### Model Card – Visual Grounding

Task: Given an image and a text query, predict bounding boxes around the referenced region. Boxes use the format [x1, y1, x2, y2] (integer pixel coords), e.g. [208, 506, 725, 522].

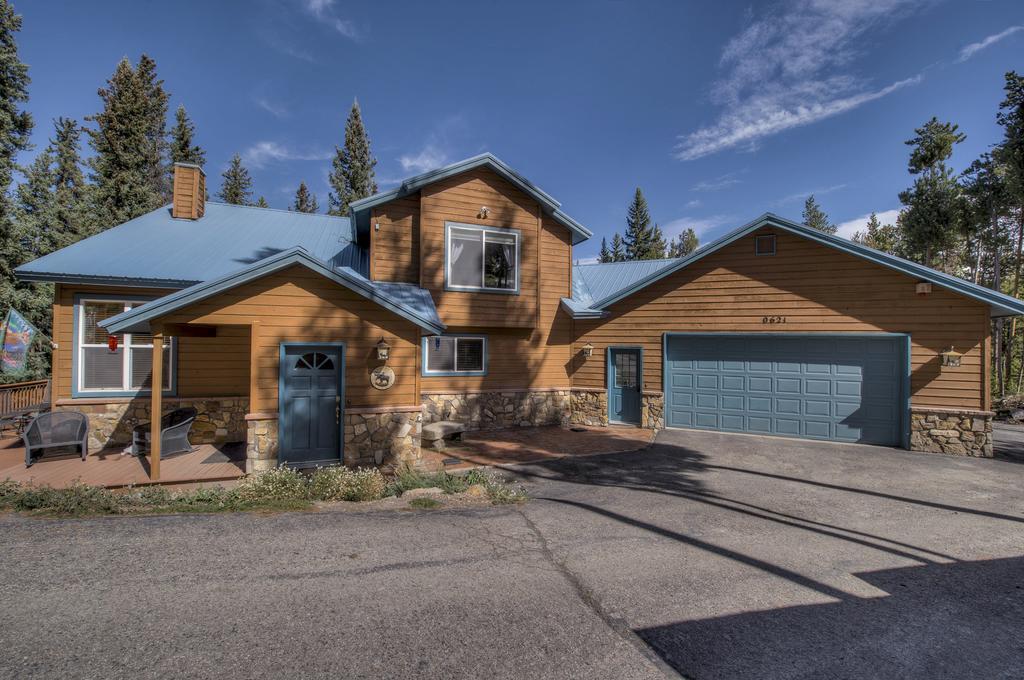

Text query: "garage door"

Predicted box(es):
[664, 335, 905, 445]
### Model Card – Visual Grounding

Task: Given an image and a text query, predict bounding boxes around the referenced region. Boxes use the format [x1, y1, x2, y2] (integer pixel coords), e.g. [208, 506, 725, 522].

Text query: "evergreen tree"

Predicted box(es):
[624, 188, 656, 259]
[218, 154, 253, 205]
[291, 181, 319, 213]
[802, 195, 837, 234]
[50, 118, 89, 245]
[668, 228, 699, 257]
[255, 196, 269, 208]
[169, 104, 205, 167]
[851, 212, 901, 254]
[135, 54, 169, 201]
[649, 223, 668, 258]
[598, 237, 611, 263]
[328, 100, 378, 215]
[86, 57, 164, 229]
[610, 233, 625, 262]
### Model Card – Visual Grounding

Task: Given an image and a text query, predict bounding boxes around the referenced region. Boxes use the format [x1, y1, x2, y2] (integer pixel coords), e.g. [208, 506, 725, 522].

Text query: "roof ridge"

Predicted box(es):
[576, 257, 680, 268]
[205, 201, 350, 220]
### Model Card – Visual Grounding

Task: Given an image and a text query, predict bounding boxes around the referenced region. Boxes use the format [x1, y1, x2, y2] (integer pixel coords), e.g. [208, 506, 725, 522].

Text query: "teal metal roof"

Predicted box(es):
[15, 202, 366, 288]
[566, 213, 1024, 318]
[349, 153, 593, 245]
[571, 258, 681, 307]
[101, 247, 444, 335]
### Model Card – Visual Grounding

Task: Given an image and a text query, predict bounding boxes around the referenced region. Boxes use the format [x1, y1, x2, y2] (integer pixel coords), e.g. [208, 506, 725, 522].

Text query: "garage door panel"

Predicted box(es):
[665, 335, 903, 446]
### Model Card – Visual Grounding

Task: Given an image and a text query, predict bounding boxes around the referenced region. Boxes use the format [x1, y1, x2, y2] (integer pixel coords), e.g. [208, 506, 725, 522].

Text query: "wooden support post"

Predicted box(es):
[150, 332, 163, 481]
[249, 321, 260, 413]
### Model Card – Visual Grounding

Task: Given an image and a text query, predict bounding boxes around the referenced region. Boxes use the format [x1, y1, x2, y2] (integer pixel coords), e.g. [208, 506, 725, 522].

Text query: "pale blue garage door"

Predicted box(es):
[664, 335, 905, 445]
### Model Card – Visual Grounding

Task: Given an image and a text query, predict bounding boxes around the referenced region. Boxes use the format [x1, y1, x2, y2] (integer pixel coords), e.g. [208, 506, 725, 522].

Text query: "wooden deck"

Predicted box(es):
[0, 436, 245, 489]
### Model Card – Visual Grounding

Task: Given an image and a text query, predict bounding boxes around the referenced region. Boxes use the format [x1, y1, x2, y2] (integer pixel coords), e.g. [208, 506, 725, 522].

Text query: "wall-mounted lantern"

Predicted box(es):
[916, 282, 932, 296]
[582, 341, 594, 359]
[376, 337, 391, 362]
[940, 346, 963, 368]
[479, 206, 490, 219]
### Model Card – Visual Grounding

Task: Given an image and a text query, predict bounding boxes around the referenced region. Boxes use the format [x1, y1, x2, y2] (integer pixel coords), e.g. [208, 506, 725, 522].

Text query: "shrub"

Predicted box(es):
[408, 497, 441, 509]
[14, 482, 122, 516]
[235, 466, 309, 502]
[309, 466, 386, 502]
[386, 466, 528, 504]
[0, 479, 20, 509]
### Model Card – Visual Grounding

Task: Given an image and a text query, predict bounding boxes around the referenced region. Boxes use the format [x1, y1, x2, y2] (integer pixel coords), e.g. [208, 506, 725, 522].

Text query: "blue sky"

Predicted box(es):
[16, 0, 1024, 261]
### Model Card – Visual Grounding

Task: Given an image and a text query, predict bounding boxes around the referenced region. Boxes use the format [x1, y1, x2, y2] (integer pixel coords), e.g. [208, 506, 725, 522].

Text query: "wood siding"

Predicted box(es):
[421, 215, 573, 391]
[419, 167, 540, 328]
[156, 265, 421, 411]
[572, 228, 991, 411]
[370, 194, 420, 283]
[52, 284, 248, 401]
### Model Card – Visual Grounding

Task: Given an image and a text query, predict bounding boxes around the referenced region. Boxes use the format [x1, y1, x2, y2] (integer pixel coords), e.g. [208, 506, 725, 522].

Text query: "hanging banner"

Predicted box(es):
[1, 309, 36, 373]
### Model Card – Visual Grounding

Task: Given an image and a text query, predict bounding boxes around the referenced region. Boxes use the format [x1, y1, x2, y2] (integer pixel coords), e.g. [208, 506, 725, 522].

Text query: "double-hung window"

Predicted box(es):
[76, 298, 173, 395]
[422, 335, 486, 376]
[446, 223, 519, 293]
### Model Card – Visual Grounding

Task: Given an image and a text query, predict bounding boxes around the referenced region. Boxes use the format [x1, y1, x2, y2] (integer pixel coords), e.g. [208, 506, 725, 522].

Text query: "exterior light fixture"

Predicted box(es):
[916, 282, 932, 296]
[479, 206, 490, 218]
[940, 346, 962, 368]
[376, 337, 391, 362]
[582, 341, 594, 359]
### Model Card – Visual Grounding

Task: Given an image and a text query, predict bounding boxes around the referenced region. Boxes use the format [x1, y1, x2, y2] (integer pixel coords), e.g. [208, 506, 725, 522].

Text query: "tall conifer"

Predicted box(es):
[218, 154, 254, 205]
[328, 100, 378, 215]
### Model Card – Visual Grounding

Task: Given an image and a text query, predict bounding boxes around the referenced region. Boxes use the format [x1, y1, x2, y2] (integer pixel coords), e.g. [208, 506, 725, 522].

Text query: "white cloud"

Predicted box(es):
[676, 0, 926, 161]
[773, 183, 848, 206]
[243, 141, 332, 169]
[957, 26, 1023, 63]
[398, 144, 448, 174]
[692, 172, 743, 192]
[835, 208, 901, 240]
[303, 0, 358, 39]
[661, 214, 734, 240]
[254, 97, 289, 119]
[685, 199, 702, 208]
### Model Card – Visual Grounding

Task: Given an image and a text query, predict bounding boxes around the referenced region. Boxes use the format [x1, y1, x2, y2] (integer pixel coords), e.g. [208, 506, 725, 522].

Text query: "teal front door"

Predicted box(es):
[279, 344, 344, 467]
[609, 348, 642, 424]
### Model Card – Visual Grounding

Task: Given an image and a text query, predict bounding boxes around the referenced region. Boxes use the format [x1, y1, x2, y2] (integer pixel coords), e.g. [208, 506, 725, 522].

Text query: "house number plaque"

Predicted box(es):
[762, 315, 786, 324]
[370, 366, 396, 390]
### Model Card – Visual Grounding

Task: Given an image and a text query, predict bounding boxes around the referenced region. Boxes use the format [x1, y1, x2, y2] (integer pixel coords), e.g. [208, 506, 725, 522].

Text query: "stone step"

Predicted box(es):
[422, 420, 466, 442]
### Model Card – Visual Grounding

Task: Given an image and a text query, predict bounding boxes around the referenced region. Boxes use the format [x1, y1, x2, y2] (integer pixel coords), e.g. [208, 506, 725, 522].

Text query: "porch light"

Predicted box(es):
[376, 337, 391, 362]
[582, 341, 594, 359]
[940, 346, 963, 368]
[916, 282, 932, 296]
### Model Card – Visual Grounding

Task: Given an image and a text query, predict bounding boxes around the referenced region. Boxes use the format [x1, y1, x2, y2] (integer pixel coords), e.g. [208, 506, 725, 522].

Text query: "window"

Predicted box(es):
[755, 234, 776, 256]
[76, 299, 173, 394]
[614, 352, 638, 389]
[446, 223, 519, 292]
[423, 336, 486, 375]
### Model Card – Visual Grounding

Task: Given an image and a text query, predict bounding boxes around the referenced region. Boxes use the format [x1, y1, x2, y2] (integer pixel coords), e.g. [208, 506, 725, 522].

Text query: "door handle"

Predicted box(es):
[336, 395, 341, 424]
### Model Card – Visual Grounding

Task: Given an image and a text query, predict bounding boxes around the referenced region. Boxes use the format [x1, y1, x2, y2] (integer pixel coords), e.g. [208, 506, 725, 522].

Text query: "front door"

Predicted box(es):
[609, 347, 642, 424]
[279, 344, 343, 467]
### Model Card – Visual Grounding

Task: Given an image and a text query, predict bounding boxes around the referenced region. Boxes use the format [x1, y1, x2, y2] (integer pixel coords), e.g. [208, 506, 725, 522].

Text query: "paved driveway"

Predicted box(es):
[1, 429, 1022, 679]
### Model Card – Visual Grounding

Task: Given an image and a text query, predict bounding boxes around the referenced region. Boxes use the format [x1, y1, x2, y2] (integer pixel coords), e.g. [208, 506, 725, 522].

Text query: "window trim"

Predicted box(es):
[421, 334, 488, 377]
[755, 234, 776, 256]
[444, 221, 521, 295]
[72, 294, 177, 398]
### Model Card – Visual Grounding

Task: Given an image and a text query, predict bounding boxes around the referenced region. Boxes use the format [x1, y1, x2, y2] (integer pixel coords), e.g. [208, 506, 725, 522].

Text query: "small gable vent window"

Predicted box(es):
[423, 335, 487, 376]
[755, 234, 776, 256]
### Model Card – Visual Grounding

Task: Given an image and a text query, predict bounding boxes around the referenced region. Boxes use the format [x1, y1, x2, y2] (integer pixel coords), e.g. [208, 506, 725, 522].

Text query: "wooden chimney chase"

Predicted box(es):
[171, 163, 205, 220]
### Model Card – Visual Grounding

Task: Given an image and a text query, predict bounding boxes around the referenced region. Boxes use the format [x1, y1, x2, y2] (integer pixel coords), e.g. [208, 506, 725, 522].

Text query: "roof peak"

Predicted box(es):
[204, 201, 350, 221]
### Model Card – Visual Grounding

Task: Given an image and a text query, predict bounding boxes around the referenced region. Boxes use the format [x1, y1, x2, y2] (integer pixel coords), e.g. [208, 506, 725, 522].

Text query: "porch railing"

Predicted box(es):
[0, 379, 50, 418]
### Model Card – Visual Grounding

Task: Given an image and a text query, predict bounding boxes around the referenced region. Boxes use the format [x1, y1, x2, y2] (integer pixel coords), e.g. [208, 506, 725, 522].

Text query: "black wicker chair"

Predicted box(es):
[131, 407, 198, 458]
[22, 411, 89, 467]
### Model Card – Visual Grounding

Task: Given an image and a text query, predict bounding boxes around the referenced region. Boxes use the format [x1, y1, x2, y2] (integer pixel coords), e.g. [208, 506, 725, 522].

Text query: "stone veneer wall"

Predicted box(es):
[642, 392, 664, 430]
[570, 388, 607, 426]
[422, 389, 571, 430]
[56, 397, 248, 452]
[245, 416, 278, 473]
[910, 407, 994, 457]
[344, 408, 423, 470]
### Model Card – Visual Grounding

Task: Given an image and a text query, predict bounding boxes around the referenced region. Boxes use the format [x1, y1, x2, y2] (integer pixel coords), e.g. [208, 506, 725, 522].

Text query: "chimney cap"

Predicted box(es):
[173, 161, 205, 175]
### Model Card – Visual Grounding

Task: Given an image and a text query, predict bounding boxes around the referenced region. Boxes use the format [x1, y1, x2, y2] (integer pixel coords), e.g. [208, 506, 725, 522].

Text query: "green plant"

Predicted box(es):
[235, 466, 309, 502]
[14, 482, 122, 516]
[309, 466, 386, 502]
[408, 497, 441, 509]
[0, 479, 20, 508]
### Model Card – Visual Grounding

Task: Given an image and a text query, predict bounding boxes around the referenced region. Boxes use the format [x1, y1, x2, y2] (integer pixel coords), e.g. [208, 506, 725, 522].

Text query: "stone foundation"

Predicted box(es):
[570, 388, 608, 426]
[642, 392, 664, 430]
[344, 407, 424, 470]
[56, 397, 248, 452]
[910, 407, 993, 457]
[245, 415, 279, 473]
[422, 389, 571, 431]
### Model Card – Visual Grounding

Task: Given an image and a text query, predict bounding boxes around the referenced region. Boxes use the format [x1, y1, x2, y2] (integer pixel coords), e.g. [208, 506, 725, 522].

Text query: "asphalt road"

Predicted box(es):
[2, 428, 1023, 679]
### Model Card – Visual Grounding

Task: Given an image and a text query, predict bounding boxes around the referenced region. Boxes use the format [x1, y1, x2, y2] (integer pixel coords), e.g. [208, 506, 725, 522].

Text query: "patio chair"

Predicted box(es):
[131, 407, 198, 458]
[22, 410, 89, 467]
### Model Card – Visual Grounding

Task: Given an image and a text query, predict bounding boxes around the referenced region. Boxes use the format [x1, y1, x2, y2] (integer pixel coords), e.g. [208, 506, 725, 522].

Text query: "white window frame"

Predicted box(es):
[444, 222, 521, 294]
[421, 335, 488, 376]
[75, 298, 174, 395]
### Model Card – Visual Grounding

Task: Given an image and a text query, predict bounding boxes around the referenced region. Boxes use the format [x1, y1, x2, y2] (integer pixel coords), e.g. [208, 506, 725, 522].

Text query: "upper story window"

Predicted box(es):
[75, 298, 174, 396]
[446, 222, 519, 293]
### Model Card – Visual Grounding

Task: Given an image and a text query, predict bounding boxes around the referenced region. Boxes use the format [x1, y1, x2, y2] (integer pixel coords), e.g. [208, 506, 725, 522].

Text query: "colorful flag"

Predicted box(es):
[1, 309, 37, 372]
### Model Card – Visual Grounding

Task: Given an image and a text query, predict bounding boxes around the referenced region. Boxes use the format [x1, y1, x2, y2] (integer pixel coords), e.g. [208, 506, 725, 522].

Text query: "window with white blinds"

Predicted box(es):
[76, 299, 173, 394]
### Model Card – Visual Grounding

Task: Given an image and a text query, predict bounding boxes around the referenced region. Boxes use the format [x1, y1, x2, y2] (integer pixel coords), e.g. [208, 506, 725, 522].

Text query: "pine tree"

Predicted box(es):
[668, 228, 699, 257]
[169, 104, 205, 167]
[328, 100, 378, 215]
[135, 54, 169, 202]
[255, 196, 269, 208]
[291, 181, 319, 213]
[87, 57, 164, 229]
[802, 195, 837, 234]
[50, 117, 90, 245]
[649, 223, 668, 258]
[624, 188, 655, 260]
[610, 233, 625, 262]
[851, 212, 900, 254]
[218, 154, 253, 205]
[598, 237, 611, 263]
